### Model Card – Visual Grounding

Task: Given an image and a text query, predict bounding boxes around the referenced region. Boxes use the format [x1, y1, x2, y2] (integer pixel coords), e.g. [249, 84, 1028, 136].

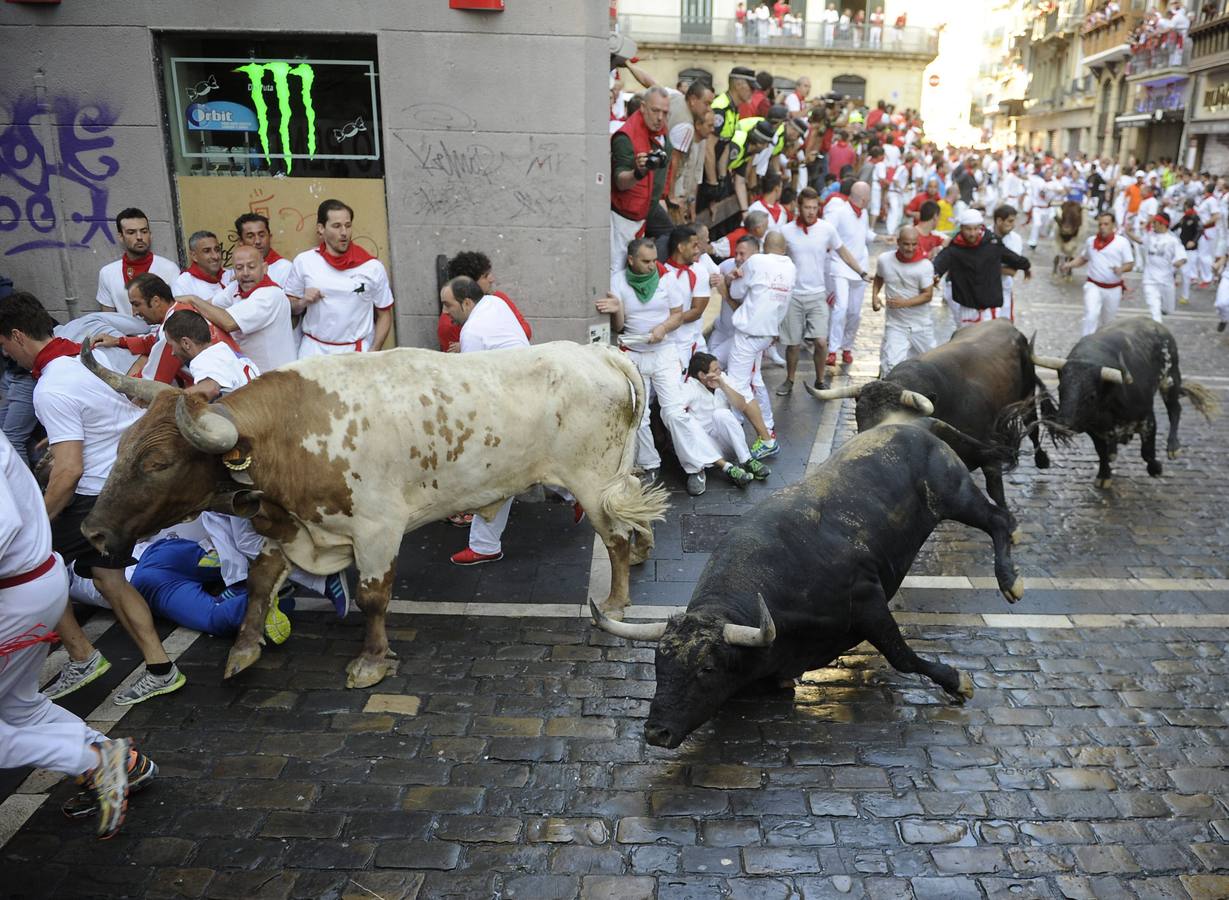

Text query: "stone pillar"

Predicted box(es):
[1102, 69, 1121, 159]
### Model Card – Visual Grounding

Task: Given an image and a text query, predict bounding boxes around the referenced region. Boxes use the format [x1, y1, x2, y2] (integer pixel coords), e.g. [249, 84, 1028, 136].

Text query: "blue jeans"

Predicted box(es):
[130, 539, 295, 636]
[0, 366, 36, 464]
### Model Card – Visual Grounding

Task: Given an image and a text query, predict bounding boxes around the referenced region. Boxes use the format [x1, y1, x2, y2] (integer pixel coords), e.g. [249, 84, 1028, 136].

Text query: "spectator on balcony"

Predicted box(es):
[837, 8, 852, 44]
[893, 11, 907, 46]
[822, 3, 839, 45]
[869, 6, 885, 47]
[754, 1, 771, 43]
[734, 2, 748, 43]
[852, 9, 866, 47]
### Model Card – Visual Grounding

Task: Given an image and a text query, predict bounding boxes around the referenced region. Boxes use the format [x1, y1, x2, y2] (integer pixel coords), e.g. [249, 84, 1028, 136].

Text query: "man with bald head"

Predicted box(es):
[872, 225, 936, 373]
[822, 181, 875, 366]
[186, 244, 296, 372]
[785, 76, 812, 115]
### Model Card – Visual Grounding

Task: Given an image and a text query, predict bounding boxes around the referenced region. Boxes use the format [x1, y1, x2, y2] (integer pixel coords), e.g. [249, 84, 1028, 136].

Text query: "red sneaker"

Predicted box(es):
[450, 548, 504, 566]
[825, 352, 837, 366]
[842, 350, 854, 364]
[572, 502, 586, 526]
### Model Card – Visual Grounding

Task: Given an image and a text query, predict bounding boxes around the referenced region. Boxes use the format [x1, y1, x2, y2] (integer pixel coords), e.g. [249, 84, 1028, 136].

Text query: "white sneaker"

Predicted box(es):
[44, 650, 111, 700]
[114, 665, 186, 706]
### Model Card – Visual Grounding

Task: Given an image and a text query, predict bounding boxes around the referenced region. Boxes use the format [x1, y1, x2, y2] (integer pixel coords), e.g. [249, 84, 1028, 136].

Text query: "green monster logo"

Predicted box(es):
[234, 61, 316, 173]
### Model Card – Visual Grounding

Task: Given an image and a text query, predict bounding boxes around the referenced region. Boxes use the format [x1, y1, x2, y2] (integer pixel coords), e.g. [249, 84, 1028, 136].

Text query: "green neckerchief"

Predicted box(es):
[625, 266, 660, 303]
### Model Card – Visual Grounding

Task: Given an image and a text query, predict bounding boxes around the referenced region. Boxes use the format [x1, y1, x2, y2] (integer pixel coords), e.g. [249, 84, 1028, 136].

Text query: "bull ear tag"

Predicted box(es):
[223, 448, 254, 486]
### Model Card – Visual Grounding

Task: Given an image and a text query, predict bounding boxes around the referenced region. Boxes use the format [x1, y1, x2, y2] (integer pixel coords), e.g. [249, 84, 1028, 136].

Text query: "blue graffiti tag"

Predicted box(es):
[0, 95, 120, 255]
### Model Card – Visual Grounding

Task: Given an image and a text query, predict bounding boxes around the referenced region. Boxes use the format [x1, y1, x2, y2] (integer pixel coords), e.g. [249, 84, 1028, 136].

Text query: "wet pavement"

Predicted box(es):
[2, 229, 1228, 899]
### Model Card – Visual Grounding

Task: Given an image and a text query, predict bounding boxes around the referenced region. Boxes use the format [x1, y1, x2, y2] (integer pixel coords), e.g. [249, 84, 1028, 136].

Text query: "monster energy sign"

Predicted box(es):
[235, 61, 317, 173]
[170, 56, 381, 169]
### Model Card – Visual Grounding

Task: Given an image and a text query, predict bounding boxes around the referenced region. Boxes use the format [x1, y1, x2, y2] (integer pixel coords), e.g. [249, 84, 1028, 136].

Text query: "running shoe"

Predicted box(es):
[43, 650, 111, 700]
[722, 463, 754, 487]
[113, 665, 186, 706]
[775, 379, 794, 396]
[63, 746, 156, 821]
[842, 350, 854, 364]
[324, 572, 351, 618]
[264, 593, 292, 645]
[750, 437, 780, 460]
[825, 352, 837, 366]
[743, 458, 771, 480]
[686, 472, 707, 496]
[85, 737, 131, 839]
[450, 548, 504, 566]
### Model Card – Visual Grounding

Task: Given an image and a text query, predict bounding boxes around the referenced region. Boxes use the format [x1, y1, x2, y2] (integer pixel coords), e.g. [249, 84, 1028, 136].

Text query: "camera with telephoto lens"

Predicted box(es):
[643, 148, 669, 171]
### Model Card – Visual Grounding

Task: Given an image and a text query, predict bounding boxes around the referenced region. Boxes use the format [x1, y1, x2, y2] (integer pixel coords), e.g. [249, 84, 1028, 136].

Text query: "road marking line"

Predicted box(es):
[899, 575, 1229, 591]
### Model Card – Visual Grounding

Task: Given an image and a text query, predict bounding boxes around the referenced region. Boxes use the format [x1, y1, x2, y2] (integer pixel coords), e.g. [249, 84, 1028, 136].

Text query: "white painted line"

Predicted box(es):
[982, 614, 1073, 629]
[900, 575, 1229, 592]
[0, 795, 46, 850]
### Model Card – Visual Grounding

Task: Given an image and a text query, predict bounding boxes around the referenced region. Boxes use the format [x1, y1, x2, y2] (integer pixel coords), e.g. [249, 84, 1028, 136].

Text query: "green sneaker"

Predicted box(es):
[750, 437, 780, 460]
[743, 458, 771, 480]
[113, 665, 186, 706]
[43, 650, 111, 700]
[264, 592, 292, 645]
[723, 463, 754, 487]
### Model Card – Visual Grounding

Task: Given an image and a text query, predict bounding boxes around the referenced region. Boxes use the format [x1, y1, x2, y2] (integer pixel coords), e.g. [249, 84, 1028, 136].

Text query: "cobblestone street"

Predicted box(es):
[2, 231, 1228, 899]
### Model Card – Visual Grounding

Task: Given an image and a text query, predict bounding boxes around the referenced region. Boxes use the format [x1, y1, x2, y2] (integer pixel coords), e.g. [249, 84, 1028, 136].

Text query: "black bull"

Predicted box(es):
[1032, 317, 1219, 487]
[592, 419, 1024, 750]
[806, 320, 1057, 509]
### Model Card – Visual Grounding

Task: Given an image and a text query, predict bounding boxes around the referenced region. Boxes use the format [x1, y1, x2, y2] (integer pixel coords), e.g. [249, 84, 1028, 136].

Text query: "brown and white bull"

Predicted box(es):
[80, 341, 667, 688]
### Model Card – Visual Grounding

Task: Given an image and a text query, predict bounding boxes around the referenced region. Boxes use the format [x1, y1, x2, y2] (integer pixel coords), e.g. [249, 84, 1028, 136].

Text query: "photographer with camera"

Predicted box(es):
[611, 86, 673, 274]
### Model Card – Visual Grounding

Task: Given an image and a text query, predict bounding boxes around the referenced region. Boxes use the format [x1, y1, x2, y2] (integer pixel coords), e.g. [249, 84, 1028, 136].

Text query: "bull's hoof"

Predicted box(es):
[224, 644, 262, 680]
[345, 655, 394, 689]
[1094, 477, 1112, 489]
[1001, 575, 1024, 604]
[1034, 450, 1051, 470]
[1010, 528, 1024, 546]
[947, 671, 974, 704]
[596, 598, 627, 621]
[1147, 460, 1163, 477]
[1167, 446, 1181, 460]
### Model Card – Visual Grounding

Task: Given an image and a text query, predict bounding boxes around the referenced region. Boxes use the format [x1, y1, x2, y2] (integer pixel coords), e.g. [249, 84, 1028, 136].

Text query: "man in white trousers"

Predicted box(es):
[1060, 212, 1135, 336]
[872, 226, 936, 373]
[597, 238, 723, 496]
[1195, 188, 1221, 286]
[1127, 212, 1186, 322]
[726, 231, 795, 441]
[0, 435, 152, 839]
[823, 181, 876, 365]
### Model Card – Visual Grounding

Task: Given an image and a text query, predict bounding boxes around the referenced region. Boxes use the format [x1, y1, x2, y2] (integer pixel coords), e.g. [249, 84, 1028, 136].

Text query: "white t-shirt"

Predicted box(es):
[97, 255, 181, 316]
[824, 198, 871, 278]
[682, 376, 731, 428]
[672, 255, 718, 353]
[1001, 230, 1024, 300]
[883, 143, 901, 168]
[33, 355, 143, 496]
[731, 253, 796, 336]
[875, 251, 935, 324]
[213, 281, 297, 372]
[459, 294, 531, 352]
[189, 343, 260, 394]
[283, 249, 394, 345]
[1141, 231, 1186, 285]
[612, 266, 683, 339]
[783, 218, 843, 296]
[0, 433, 51, 579]
[1196, 195, 1220, 236]
[711, 258, 738, 348]
[1085, 234, 1134, 286]
[172, 270, 228, 299]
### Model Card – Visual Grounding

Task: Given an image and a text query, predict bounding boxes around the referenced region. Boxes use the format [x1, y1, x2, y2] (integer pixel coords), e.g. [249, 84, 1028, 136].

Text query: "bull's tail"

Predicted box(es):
[598, 347, 670, 538]
[928, 419, 1020, 472]
[1181, 381, 1220, 423]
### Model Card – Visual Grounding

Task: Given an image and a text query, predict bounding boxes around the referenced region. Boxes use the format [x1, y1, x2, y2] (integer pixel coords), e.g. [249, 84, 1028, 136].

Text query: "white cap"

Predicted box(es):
[958, 209, 984, 227]
[1135, 170, 1146, 178]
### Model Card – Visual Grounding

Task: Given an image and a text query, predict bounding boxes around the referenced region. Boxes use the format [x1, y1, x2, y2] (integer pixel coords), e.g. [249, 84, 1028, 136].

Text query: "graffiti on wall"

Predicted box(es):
[0, 95, 120, 256]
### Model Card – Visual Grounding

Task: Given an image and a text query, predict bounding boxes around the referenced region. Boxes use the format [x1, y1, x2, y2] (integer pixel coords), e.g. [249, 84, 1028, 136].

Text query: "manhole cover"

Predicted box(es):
[680, 514, 742, 552]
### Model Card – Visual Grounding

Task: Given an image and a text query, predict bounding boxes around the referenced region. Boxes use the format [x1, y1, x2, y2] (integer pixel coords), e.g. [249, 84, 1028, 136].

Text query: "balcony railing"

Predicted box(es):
[614, 15, 939, 56]
[1126, 40, 1192, 75]
[1080, 11, 1144, 58]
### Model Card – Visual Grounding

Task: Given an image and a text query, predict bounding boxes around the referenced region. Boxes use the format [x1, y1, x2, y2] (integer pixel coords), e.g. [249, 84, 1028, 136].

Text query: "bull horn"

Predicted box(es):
[588, 600, 667, 642]
[175, 395, 239, 454]
[1099, 366, 1126, 385]
[723, 593, 777, 648]
[80, 338, 174, 408]
[898, 390, 934, 416]
[1031, 353, 1067, 371]
[804, 382, 862, 401]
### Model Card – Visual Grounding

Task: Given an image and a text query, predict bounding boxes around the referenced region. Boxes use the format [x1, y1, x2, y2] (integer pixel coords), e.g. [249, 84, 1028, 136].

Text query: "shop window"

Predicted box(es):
[158, 34, 382, 178]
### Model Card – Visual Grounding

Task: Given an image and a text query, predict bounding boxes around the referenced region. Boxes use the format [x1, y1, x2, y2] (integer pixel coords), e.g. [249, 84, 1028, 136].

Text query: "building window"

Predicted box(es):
[158, 34, 383, 179]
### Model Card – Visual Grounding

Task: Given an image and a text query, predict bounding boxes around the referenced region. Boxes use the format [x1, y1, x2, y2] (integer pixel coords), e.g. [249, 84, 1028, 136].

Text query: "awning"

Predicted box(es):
[1114, 113, 1152, 128]
[1082, 43, 1129, 68]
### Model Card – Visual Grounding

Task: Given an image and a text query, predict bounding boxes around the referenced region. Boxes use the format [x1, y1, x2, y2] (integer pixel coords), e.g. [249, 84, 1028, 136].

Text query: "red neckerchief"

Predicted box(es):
[1092, 231, 1116, 251]
[763, 202, 783, 220]
[664, 258, 698, 291]
[264, 248, 284, 265]
[185, 263, 222, 285]
[237, 274, 279, 299]
[896, 247, 925, 263]
[122, 253, 154, 286]
[798, 216, 817, 234]
[316, 242, 376, 271]
[952, 227, 984, 248]
[31, 337, 81, 379]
